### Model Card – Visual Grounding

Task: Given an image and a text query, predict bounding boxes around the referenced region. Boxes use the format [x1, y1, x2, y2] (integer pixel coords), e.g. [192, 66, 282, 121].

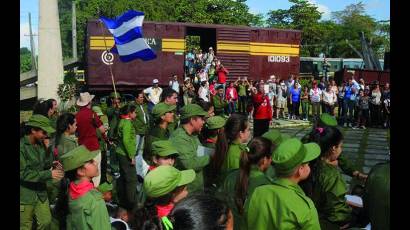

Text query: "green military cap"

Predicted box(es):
[206, 116, 226, 129]
[319, 113, 337, 127]
[152, 103, 176, 120]
[109, 92, 121, 99]
[262, 129, 288, 146]
[26, 114, 55, 135]
[97, 182, 113, 193]
[92, 106, 104, 116]
[180, 104, 208, 120]
[152, 140, 179, 157]
[143, 166, 196, 198]
[272, 138, 320, 175]
[60, 145, 99, 172]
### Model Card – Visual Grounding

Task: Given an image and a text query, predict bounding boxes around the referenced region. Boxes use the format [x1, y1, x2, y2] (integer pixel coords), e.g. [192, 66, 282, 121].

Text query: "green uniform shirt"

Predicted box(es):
[67, 188, 111, 230]
[132, 102, 149, 135]
[20, 136, 53, 204]
[57, 135, 78, 157]
[106, 107, 120, 140]
[363, 162, 390, 230]
[238, 84, 247, 97]
[143, 126, 170, 164]
[115, 119, 137, 159]
[170, 127, 210, 193]
[247, 178, 320, 230]
[312, 160, 352, 227]
[217, 167, 272, 230]
[213, 94, 228, 112]
[223, 141, 246, 170]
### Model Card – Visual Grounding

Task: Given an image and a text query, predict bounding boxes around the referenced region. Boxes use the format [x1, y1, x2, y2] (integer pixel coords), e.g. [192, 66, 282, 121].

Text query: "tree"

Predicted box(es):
[20, 47, 32, 73]
[267, 0, 323, 56]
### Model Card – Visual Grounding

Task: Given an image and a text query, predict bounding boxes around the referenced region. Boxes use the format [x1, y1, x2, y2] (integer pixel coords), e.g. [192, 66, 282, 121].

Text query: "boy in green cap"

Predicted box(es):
[143, 102, 176, 166]
[150, 140, 179, 170]
[202, 116, 226, 148]
[20, 114, 64, 230]
[261, 129, 291, 180]
[97, 182, 114, 203]
[59, 145, 111, 230]
[246, 138, 321, 229]
[138, 165, 195, 227]
[170, 104, 210, 194]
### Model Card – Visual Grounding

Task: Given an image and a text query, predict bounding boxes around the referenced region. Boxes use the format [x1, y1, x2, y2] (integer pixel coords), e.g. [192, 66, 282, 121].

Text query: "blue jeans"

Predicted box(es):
[342, 99, 355, 125]
[147, 102, 155, 113]
[228, 101, 237, 114]
[135, 135, 145, 155]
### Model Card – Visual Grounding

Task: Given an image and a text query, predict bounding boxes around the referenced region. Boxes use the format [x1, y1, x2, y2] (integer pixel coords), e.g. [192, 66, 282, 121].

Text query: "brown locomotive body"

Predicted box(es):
[86, 20, 301, 91]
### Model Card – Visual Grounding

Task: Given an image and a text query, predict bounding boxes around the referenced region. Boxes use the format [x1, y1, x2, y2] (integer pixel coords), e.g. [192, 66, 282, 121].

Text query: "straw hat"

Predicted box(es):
[76, 92, 95, 107]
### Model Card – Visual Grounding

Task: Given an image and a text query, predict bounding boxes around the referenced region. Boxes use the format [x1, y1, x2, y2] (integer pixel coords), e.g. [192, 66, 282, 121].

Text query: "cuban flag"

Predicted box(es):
[100, 10, 156, 62]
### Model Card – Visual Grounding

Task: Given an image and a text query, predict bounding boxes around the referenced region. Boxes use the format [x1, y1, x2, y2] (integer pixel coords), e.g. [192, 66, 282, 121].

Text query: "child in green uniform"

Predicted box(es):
[143, 103, 176, 166]
[261, 129, 291, 180]
[212, 85, 228, 116]
[150, 140, 178, 169]
[134, 166, 196, 229]
[55, 113, 78, 157]
[216, 136, 274, 230]
[116, 104, 138, 211]
[246, 138, 321, 229]
[20, 115, 64, 230]
[58, 145, 111, 230]
[201, 115, 226, 148]
[209, 114, 250, 189]
[307, 126, 357, 229]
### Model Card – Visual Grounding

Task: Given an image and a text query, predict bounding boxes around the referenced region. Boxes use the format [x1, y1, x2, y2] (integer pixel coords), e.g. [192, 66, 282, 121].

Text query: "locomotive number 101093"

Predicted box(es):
[268, 56, 290, 63]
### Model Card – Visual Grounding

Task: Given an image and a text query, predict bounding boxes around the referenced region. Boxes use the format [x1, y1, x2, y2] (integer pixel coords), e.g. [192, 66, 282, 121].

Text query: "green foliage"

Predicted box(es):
[20, 47, 32, 73]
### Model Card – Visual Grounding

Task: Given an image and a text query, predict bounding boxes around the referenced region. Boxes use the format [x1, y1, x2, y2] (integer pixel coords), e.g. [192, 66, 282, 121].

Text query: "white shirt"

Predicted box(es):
[169, 80, 180, 93]
[323, 90, 336, 105]
[198, 86, 209, 102]
[309, 88, 322, 103]
[143, 86, 163, 104]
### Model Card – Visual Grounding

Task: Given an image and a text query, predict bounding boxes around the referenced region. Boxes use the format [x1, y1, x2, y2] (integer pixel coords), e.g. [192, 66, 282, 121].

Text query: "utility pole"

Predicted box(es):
[28, 12, 37, 71]
[72, 1, 77, 60]
[72, 1, 77, 73]
[38, 0, 64, 101]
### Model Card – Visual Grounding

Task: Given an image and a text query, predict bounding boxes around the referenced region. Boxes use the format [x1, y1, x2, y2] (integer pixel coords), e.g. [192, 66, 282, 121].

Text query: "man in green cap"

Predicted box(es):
[246, 138, 321, 229]
[261, 129, 291, 181]
[170, 104, 210, 194]
[302, 113, 367, 180]
[212, 85, 228, 116]
[143, 102, 176, 166]
[159, 87, 180, 134]
[60, 145, 111, 230]
[20, 114, 64, 230]
[363, 162, 390, 230]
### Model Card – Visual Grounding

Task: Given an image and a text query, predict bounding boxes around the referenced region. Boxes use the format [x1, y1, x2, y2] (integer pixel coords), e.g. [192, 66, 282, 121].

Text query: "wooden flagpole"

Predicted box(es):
[98, 19, 118, 99]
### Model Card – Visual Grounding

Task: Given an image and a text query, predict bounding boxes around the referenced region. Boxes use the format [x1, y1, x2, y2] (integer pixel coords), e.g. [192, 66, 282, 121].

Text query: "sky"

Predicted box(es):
[20, 0, 390, 53]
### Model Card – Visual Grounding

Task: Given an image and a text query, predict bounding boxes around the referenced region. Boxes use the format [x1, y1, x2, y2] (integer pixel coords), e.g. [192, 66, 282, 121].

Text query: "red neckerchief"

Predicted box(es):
[156, 203, 174, 218]
[206, 138, 216, 143]
[69, 180, 94, 200]
[148, 165, 157, 171]
[120, 114, 131, 119]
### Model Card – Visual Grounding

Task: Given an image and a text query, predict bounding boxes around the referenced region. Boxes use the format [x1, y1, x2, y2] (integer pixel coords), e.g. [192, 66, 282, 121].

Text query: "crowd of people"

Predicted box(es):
[20, 70, 389, 229]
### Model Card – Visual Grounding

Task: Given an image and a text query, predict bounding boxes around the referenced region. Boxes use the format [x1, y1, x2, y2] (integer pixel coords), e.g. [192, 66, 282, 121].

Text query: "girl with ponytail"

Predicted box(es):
[216, 137, 274, 230]
[306, 126, 356, 229]
[209, 114, 250, 188]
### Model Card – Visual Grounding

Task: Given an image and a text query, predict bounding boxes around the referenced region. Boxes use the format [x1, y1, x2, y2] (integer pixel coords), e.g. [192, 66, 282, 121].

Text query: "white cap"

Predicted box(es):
[153, 79, 159, 84]
[184, 77, 190, 82]
[209, 47, 213, 50]
[270, 75, 276, 79]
